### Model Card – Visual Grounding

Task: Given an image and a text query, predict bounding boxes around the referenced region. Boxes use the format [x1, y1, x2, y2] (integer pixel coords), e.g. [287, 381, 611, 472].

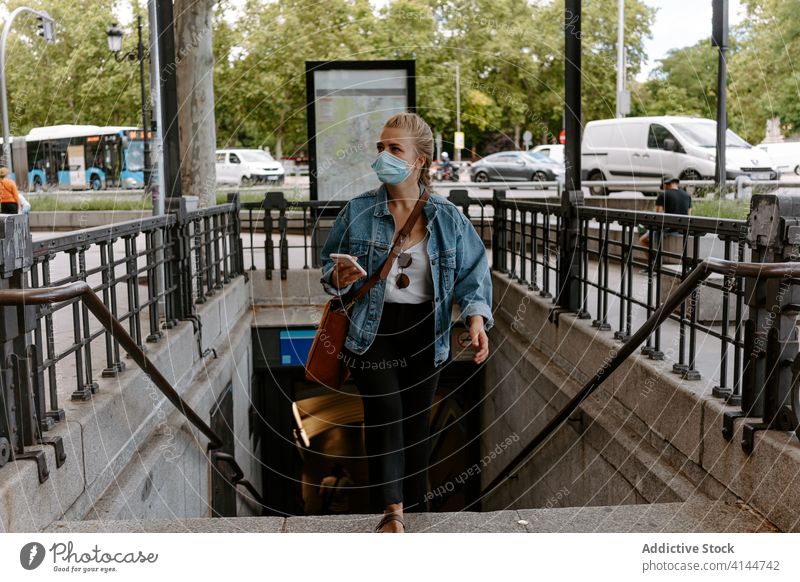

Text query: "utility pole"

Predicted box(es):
[1, 7, 55, 173]
[455, 62, 461, 163]
[149, 0, 165, 216]
[712, 0, 729, 194]
[615, 0, 627, 118]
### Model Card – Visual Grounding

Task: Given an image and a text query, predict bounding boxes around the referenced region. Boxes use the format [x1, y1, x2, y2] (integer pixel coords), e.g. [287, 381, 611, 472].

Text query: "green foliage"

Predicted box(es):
[691, 197, 750, 220]
[632, 39, 721, 119]
[633, 0, 800, 144]
[211, 0, 655, 157]
[4, 0, 148, 135]
[7, 0, 657, 158]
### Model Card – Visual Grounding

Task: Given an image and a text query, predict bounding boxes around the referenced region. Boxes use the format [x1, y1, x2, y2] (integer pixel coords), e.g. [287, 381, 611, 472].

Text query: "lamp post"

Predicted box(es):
[1, 7, 56, 173]
[107, 15, 150, 192]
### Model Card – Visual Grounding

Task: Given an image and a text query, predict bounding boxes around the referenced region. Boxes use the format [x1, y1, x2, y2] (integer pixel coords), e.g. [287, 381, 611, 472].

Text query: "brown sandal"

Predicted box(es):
[374, 512, 405, 533]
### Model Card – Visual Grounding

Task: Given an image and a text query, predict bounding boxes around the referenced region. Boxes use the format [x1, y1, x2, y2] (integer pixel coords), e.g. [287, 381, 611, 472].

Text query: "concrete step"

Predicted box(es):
[43, 499, 776, 533]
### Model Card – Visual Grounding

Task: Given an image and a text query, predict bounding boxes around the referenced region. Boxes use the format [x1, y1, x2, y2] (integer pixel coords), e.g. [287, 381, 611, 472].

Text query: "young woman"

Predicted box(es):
[318, 112, 493, 533]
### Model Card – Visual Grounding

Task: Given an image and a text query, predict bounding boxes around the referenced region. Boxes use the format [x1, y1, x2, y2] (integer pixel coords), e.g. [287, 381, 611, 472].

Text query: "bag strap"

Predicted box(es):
[343, 185, 430, 309]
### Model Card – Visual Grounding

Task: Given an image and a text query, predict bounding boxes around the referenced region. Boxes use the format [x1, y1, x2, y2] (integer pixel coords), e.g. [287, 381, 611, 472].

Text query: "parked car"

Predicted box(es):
[469, 150, 565, 184]
[215, 148, 285, 186]
[581, 116, 778, 196]
[532, 144, 564, 164]
[756, 141, 800, 176]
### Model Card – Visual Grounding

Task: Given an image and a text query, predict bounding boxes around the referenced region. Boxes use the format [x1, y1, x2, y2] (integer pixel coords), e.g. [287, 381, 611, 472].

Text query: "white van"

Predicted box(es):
[532, 144, 564, 164]
[215, 148, 285, 186]
[581, 116, 777, 196]
[756, 141, 800, 176]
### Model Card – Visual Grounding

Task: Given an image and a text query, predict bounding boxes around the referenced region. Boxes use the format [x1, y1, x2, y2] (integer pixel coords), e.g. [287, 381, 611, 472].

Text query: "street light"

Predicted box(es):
[1, 7, 56, 173]
[106, 16, 151, 192]
[106, 23, 123, 53]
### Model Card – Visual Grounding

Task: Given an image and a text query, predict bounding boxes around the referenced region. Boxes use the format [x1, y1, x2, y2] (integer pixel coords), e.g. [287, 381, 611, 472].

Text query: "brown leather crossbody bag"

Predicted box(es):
[304, 186, 430, 390]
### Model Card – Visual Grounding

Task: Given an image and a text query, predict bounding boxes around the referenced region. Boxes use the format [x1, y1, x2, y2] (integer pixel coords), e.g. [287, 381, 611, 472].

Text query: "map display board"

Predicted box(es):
[306, 61, 415, 201]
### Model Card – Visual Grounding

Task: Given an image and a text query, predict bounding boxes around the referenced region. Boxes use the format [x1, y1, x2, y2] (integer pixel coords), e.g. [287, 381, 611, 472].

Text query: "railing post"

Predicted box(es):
[262, 192, 288, 281]
[0, 213, 55, 480]
[164, 196, 195, 323]
[725, 194, 800, 452]
[491, 189, 506, 273]
[226, 192, 246, 279]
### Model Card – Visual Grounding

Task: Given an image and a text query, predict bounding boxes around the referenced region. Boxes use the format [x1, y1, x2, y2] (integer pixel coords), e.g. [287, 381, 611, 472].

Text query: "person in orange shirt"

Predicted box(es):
[0, 167, 20, 214]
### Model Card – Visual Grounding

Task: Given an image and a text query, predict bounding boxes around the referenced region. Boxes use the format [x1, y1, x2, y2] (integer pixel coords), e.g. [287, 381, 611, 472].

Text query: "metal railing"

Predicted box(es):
[0, 281, 264, 510]
[30, 214, 178, 410]
[485, 189, 800, 506]
[24, 200, 245, 425]
[492, 195, 750, 398]
[0, 199, 247, 487]
[479, 258, 800, 499]
[236, 189, 494, 276]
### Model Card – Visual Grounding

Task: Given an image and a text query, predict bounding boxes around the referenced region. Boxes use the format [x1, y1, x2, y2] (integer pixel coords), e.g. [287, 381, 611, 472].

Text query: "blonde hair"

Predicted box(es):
[382, 112, 434, 191]
[0, 167, 9, 178]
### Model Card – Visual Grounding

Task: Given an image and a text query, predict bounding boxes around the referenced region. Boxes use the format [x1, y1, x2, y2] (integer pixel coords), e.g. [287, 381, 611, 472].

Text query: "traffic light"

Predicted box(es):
[35, 14, 55, 43]
[712, 0, 728, 48]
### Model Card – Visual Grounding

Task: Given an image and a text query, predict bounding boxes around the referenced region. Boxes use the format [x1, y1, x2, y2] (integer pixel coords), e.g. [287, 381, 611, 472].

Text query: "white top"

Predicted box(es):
[384, 231, 434, 303]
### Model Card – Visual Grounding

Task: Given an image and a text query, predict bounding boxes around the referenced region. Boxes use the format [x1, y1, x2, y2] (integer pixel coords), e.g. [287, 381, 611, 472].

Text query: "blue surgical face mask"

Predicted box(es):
[371, 151, 417, 185]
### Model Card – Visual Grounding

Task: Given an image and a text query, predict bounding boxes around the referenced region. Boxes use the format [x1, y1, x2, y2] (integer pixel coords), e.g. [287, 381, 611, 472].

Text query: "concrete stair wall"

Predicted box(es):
[0, 276, 254, 532]
[485, 270, 798, 532]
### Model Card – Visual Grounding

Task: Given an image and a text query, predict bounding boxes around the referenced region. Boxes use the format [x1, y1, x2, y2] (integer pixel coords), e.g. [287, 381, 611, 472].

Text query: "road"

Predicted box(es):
[30, 169, 800, 202]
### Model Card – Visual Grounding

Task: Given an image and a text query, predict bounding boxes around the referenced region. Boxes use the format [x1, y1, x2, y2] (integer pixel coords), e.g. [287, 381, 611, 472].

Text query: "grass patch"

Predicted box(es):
[215, 193, 276, 204]
[30, 195, 153, 212]
[691, 197, 750, 220]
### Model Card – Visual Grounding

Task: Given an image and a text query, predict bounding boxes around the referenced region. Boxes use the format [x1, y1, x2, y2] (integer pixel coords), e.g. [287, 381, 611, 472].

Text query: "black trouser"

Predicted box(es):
[342, 300, 442, 513]
[0, 202, 18, 214]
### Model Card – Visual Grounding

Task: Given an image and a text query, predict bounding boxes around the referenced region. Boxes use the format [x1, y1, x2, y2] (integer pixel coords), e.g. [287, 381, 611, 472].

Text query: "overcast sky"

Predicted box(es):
[638, 0, 746, 81]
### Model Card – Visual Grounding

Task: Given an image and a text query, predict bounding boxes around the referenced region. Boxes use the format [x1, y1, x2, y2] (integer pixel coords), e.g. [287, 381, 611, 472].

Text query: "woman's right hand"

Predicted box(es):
[330, 256, 365, 289]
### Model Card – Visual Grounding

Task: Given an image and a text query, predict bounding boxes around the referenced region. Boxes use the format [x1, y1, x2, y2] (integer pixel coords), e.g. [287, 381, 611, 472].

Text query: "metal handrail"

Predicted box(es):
[0, 281, 265, 511]
[479, 258, 800, 500]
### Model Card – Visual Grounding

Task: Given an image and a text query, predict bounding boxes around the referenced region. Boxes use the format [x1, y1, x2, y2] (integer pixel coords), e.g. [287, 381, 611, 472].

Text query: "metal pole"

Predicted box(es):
[155, 0, 181, 201]
[716, 46, 727, 193]
[455, 62, 461, 163]
[0, 19, 11, 170]
[148, 0, 165, 215]
[137, 14, 151, 195]
[713, 0, 728, 194]
[148, 0, 167, 325]
[559, 0, 584, 312]
[615, 0, 625, 118]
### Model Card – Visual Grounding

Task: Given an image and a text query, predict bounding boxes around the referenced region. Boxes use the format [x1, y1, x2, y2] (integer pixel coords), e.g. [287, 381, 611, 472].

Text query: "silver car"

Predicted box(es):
[470, 151, 565, 184]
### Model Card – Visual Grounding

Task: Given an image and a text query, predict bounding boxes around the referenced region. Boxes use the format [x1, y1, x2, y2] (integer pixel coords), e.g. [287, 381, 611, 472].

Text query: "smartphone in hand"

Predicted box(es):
[330, 253, 368, 277]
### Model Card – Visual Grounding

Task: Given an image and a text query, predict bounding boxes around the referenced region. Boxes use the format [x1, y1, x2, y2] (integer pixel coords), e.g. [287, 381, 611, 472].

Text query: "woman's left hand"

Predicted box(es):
[468, 316, 489, 364]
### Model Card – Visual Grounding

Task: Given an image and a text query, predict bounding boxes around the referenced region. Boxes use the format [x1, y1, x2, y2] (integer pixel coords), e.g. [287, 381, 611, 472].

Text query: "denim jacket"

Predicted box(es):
[319, 182, 494, 368]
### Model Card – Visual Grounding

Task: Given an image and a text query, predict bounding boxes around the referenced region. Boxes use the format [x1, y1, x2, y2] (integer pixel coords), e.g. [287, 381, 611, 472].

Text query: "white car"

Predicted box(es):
[581, 116, 777, 196]
[532, 144, 564, 164]
[215, 148, 285, 186]
[756, 141, 800, 176]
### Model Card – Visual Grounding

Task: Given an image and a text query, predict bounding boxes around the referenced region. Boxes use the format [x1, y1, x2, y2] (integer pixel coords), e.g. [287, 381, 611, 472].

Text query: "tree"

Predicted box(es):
[727, 0, 800, 141]
[632, 39, 721, 119]
[3, 0, 146, 135]
[176, 0, 217, 207]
